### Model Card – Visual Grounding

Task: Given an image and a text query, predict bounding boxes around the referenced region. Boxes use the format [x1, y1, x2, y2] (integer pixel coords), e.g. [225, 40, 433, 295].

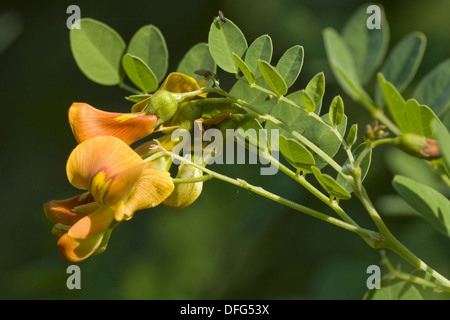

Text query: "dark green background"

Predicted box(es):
[0, 0, 449, 299]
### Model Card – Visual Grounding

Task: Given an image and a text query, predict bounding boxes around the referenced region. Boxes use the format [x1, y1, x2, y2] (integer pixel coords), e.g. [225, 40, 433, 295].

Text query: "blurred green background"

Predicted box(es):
[0, 0, 449, 299]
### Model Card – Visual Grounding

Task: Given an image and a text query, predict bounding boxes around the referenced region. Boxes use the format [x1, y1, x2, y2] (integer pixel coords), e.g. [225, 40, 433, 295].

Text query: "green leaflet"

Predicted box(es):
[127, 25, 168, 83]
[346, 124, 358, 148]
[302, 90, 315, 114]
[233, 53, 255, 85]
[279, 135, 315, 172]
[378, 73, 442, 138]
[342, 4, 389, 84]
[375, 32, 426, 106]
[413, 59, 450, 119]
[275, 45, 304, 88]
[176, 43, 216, 82]
[303, 114, 347, 169]
[311, 166, 351, 200]
[245, 35, 273, 77]
[125, 94, 151, 103]
[323, 28, 370, 103]
[393, 175, 450, 238]
[329, 96, 344, 127]
[122, 54, 158, 93]
[208, 17, 248, 74]
[305, 72, 325, 114]
[70, 18, 126, 85]
[258, 60, 288, 97]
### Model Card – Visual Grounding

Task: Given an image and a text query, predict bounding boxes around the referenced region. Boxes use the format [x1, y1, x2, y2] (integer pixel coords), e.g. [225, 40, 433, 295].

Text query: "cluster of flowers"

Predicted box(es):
[44, 73, 206, 262]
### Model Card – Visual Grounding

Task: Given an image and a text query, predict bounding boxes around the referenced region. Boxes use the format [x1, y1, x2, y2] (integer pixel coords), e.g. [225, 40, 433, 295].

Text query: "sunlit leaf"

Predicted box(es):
[302, 90, 315, 114]
[346, 124, 358, 148]
[303, 114, 347, 169]
[279, 135, 315, 172]
[233, 53, 255, 85]
[305, 72, 325, 114]
[208, 17, 247, 74]
[230, 80, 277, 114]
[245, 35, 273, 77]
[378, 73, 441, 138]
[258, 60, 288, 97]
[311, 166, 351, 200]
[70, 18, 126, 85]
[125, 94, 151, 103]
[122, 54, 158, 93]
[127, 25, 168, 83]
[329, 96, 344, 127]
[275, 45, 304, 88]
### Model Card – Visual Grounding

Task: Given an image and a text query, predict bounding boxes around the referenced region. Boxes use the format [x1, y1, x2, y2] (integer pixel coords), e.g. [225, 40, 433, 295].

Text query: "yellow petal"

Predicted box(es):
[123, 168, 175, 219]
[69, 103, 157, 145]
[163, 162, 203, 209]
[68, 205, 114, 240]
[103, 162, 149, 206]
[44, 193, 95, 226]
[66, 136, 145, 191]
[159, 72, 201, 94]
[57, 232, 104, 263]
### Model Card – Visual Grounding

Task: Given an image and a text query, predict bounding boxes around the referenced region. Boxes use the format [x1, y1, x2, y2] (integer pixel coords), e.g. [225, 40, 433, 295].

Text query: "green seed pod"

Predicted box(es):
[163, 157, 204, 209]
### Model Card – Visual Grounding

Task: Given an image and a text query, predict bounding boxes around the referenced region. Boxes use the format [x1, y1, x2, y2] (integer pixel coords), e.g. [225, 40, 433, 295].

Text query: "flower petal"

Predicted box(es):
[68, 205, 114, 240]
[66, 136, 145, 191]
[102, 162, 149, 206]
[123, 168, 174, 219]
[159, 72, 201, 93]
[44, 193, 95, 226]
[69, 103, 157, 145]
[131, 72, 202, 113]
[57, 232, 104, 263]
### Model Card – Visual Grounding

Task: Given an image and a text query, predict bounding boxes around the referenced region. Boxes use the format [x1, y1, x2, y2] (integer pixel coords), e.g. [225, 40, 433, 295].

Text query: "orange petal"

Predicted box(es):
[57, 232, 104, 263]
[103, 162, 149, 206]
[44, 193, 95, 226]
[68, 205, 114, 240]
[69, 103, 157, 145]
[66, 136, 145, 191]
[123, 168, 174, 219]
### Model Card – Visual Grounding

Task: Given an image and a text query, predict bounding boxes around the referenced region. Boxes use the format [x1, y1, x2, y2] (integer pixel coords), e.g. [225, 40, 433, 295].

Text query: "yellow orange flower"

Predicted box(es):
[69, 103, 157, 145]
[44, 136, 174, 262]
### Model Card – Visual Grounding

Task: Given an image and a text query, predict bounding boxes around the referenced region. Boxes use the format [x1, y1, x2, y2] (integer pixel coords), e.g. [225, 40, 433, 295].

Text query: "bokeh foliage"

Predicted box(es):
[0, 0, 449, 299]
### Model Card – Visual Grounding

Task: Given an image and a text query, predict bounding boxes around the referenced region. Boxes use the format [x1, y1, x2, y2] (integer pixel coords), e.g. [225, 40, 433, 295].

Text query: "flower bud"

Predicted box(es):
[163, 157, 204, 209]
[145, 90, 186, 127]
[395, 134, 441, 160]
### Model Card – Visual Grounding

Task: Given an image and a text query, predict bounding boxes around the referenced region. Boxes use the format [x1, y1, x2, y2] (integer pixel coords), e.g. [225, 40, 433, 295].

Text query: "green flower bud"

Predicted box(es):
[395, 133, 441, 160]
[145, 90, 186, 127]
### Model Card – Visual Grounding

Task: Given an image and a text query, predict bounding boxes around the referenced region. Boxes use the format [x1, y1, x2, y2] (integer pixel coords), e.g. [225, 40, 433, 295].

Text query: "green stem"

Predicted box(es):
[380, 250, 450, 292]
[263, 150, 359, 227]
[173, 174, 213, 184]
[159, 146, 377, 239]
[354, 180, 450, 289]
